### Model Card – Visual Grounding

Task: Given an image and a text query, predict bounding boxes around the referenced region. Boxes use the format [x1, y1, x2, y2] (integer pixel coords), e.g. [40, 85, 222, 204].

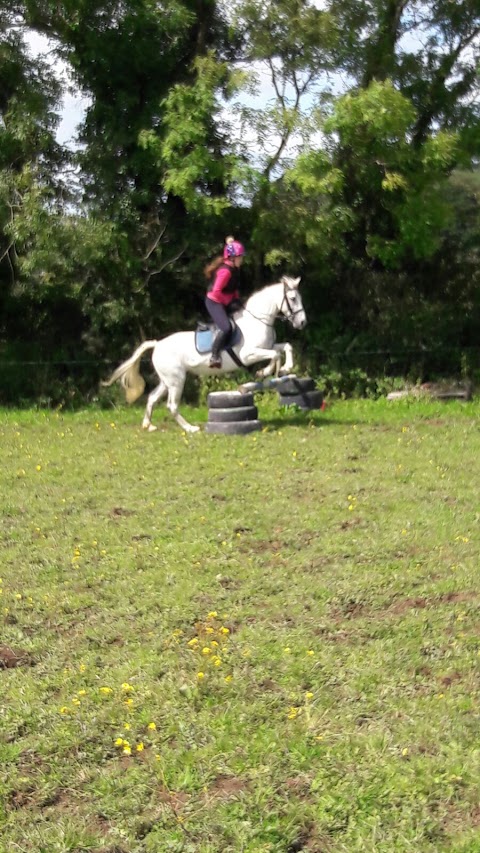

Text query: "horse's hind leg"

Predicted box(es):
[166, 374, 200, 434]
[142, 380, 167, 432]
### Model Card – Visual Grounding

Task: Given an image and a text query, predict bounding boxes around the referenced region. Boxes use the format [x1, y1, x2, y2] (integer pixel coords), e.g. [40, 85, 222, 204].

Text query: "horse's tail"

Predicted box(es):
[101, 340, 157, 404]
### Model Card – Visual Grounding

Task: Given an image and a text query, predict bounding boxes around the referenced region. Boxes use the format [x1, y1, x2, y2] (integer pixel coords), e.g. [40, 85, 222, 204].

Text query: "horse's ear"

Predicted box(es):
[293, 276, 301, 287]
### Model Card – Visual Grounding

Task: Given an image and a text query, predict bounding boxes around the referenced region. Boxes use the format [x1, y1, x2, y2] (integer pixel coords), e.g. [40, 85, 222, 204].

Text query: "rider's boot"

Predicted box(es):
[209, 329, 229, 368]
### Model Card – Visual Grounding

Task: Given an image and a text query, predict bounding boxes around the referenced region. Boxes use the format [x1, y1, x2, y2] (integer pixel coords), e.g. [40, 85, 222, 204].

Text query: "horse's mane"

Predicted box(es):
[240, 280, 283, 311]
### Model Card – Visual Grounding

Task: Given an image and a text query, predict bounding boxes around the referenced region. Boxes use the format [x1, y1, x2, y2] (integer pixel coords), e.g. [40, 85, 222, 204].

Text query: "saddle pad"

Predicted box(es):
[195, 323, 241, 355]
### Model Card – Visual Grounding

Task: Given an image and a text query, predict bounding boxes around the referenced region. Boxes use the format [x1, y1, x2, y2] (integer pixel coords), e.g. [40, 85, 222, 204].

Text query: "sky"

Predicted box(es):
[25, 30, 89, 148]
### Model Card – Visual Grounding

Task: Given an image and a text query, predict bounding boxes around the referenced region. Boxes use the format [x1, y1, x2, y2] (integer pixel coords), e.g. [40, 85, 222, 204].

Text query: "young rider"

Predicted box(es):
[204, 236, 245, 368]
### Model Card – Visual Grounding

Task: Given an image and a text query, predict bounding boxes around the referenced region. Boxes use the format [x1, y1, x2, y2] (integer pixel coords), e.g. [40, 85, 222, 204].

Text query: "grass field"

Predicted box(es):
[1, 395, 480, 853]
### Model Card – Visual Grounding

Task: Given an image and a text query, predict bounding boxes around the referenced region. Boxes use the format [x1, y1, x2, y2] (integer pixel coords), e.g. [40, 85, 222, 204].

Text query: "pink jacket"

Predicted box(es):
[207, 263, 239, 306]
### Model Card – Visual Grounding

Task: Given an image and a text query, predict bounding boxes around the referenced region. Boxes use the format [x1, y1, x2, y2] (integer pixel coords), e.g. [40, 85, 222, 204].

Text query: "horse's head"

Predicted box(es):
[279, 276, 307, 330]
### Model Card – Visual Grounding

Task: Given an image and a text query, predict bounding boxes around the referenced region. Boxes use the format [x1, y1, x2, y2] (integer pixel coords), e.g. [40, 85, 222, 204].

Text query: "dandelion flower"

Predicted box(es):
[99, 686, 113, 695]
[197, 672, 205, 680]
[121, 682, 134, 692]
[147, 722, 156, 731]
[123, 746, 132, 755]
[115, 737, 124, 747]
[136, 742, 145, 752]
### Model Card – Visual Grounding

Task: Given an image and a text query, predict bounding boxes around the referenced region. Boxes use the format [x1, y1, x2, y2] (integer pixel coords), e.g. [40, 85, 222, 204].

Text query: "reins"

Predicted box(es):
[242, 283, 302, 327]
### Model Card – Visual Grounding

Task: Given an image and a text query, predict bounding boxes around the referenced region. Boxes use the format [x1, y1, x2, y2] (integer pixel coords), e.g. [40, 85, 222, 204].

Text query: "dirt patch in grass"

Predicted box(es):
[332, 590, 478, 622]
[443, 803, 480, 837]
[389, 590, 478, 614]
[0, 644, 33, 668]
[207, 774, 249, 800]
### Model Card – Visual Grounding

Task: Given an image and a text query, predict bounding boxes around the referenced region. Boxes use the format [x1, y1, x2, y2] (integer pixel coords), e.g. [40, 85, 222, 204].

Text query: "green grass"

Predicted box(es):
[1, 396, 480, 853]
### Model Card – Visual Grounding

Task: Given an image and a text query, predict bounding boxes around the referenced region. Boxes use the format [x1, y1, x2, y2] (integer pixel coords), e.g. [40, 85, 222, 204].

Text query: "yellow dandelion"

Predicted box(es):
[219, 626, 230, 635]
[136, 742, 145, 752]
[124, 697, 134, 706]
[305, 691, 314, 701]
[59, 706, 69, 714]
[306, 650, 315, 656]
[115, 737, 124, 747]
[207, 611, 217, 618]
[78, 689, 87, 696]
[197, 672, 205, 680]
[99, 686, 113, 695]
[224, 675, 233, 683]
[123, 746, 132, 755]
[123, 722, 131, 730]
[147, 722, 156, 731]
[121, 682, 134, 692]
[187, 638, 199, 647]
[202, 647, 212, 655]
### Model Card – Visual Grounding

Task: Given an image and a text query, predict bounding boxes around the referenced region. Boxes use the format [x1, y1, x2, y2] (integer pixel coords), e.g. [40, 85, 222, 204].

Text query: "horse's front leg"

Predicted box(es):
[242, 348, 282, 378]
[273, 342, 295, 375]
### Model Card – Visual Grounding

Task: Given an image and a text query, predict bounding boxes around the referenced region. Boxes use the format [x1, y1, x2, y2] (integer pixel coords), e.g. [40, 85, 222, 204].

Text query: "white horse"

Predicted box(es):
[102, 275, 307, 433]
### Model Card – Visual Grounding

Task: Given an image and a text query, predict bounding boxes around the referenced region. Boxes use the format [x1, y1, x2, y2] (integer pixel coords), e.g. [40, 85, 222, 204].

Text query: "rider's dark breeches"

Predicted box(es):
[205, 297, 231, 333]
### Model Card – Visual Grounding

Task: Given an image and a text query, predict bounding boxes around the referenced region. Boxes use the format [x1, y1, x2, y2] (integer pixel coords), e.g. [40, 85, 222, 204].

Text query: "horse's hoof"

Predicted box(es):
[142, 423, 157, 432]
[188, 425, 201, 434]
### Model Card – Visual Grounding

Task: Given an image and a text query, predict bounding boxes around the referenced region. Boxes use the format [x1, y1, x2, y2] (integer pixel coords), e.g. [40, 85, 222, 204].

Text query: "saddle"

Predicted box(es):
[195, 319, 242, 355]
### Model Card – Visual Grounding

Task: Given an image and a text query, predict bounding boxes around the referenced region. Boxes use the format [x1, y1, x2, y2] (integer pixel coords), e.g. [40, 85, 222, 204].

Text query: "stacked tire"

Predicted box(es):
[206, 391, 262, 435]
[277, 377, 323, 410]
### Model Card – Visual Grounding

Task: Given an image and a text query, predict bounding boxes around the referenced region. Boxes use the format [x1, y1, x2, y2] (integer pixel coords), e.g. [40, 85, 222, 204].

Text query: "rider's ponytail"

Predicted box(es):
[204, 255, 224, 280]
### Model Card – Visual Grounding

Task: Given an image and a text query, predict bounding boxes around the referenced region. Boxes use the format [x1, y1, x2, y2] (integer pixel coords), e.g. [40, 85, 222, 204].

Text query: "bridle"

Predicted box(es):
[278, 284, 305, 325]
[244, 282, 304, 327]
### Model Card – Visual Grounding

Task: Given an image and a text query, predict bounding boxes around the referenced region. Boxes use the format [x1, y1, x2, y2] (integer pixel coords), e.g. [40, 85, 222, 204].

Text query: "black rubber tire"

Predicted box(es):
[276, 377, 316, 395]
[207, 390, 254, 409]
[208, 405, 258, 423]
[205, 419, 262, 435]
[278, 389, 324, 409]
